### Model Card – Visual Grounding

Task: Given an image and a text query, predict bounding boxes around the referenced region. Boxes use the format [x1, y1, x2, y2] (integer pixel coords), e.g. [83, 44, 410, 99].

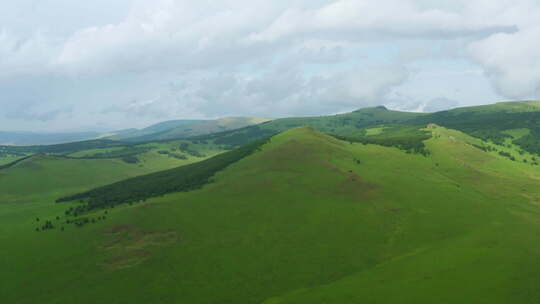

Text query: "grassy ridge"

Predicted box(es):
[56, 125, 432, 211]
[335, 125, 432, 155]
[191, 106, 427, 148]
[0, 154, 35, 170]
[409, 101, 540, 155]
[56, 138, 270, 210]
[0, 134, 229, 171]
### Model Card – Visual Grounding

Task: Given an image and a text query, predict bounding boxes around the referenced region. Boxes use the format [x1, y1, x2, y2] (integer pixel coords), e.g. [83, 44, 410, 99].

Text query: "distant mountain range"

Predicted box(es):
[103, 117, 272, 142]
[0, 117, 272, 146]
[0, 131, 101, 146]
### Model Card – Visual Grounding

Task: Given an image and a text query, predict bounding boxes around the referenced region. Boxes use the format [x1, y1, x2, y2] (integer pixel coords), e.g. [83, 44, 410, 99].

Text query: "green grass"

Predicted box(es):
[68, 146, 128, 157]
[364, 126, 387, 135]
[57, 138, 270, 209]
[0, 153, 29, 166]
[502, 128, 530, 139]
[2, 126, 540, 303]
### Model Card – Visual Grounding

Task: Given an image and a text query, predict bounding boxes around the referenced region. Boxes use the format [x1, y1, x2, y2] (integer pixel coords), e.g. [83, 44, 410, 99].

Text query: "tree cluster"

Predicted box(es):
[56, 137, 271, 211]
[333, 125, 432, 156]
[410, 111, 540, 156]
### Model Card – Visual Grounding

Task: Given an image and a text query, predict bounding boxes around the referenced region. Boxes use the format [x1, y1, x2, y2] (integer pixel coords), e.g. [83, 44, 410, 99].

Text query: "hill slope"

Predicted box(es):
[3, 126, 540, 303]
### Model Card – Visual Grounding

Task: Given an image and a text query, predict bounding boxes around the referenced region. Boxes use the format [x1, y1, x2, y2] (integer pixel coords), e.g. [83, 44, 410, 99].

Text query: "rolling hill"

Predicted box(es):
[0, 134, 230, 172]
[3, 120, 540, 303]
[0, 117, 269, 146]
[106, 117, 272, 142]
[193, 101, 540, 154]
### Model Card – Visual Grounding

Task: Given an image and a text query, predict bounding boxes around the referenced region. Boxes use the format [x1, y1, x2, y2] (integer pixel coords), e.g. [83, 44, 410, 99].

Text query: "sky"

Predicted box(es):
[1, 0, 539, 132]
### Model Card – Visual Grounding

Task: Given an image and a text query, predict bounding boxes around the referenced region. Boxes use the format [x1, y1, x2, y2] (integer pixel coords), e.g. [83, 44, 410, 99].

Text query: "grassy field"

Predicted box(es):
[0, 153, 28, 166]
[2, 125, 540, 303]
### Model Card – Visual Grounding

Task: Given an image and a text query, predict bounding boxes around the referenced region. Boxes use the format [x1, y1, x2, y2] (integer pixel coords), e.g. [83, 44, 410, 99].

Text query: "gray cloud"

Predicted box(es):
[2, 98, 72, 122]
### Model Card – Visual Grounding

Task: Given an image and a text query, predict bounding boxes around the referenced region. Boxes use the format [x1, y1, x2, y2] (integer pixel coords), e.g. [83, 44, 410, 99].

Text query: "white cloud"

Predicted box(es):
[465, 0, 540, 99]
[0, 30, 58, 77]
[165, 65, 409, 117]
[0, 0, 539, 131]
[245, 0, 516, 43]
[47, 0, 518, 75]
[469, 26, 540, 99]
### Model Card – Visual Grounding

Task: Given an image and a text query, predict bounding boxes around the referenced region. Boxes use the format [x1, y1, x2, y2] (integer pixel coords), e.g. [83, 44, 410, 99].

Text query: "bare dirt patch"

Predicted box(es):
[333, 170, 378, 200]
[99, 225, 179, 270]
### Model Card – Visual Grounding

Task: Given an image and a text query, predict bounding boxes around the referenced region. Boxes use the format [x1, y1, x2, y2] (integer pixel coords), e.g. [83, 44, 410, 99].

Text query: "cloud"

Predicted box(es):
[245, 0, 516, 44]
[0, 0, 538, 131]
[167, 65, 409, 117]
[464, 0, 540, 99]
[43, 0, 517, 75]
[4, 101, 72, 122]
[469, 26, 540, 99]
[0, 29, 58, 78]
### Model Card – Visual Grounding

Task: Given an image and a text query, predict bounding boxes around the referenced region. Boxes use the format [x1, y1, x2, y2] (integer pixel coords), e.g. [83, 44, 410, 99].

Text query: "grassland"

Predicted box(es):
[0, 135, 228, 176]
[0, 153, 28, 166]
[2, 124, 540, 303]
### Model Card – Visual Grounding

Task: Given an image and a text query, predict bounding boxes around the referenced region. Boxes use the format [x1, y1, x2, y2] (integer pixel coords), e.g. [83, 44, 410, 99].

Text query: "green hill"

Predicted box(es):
[193, 101, 540, 155]
[409, 100, 540, 155]
[0, 135, 229, 172]
[3, 124, 540, 303]
[193, 105, 428, 148]
[102, 119, 203, 140]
